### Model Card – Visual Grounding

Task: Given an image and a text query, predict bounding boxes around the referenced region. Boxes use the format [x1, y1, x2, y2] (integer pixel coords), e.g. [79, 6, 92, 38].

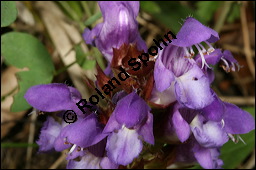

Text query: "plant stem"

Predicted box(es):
[53, 61, 77, 76]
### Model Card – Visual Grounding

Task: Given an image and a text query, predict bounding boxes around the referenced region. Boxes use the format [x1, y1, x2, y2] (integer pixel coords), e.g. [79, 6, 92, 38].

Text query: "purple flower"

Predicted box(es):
[153, 44, 214, 109]
[165, 92, 254, 169]
[54, 114, 107, 152]
[192, 140, 223, 169]
[67, 151, 118, 169]
[24, 83, 118, 168]
[168, 94, 254, 146]
[83, 1, 147, 62]
[220, 50, 241, 72]
[172, 17, 219, 68]
[190, 114, 229, 148]
[176, 137, 223, 169]
[24, 83, 87, 117]
[36, 116, 63, 152]
[103, 92, 154, 166]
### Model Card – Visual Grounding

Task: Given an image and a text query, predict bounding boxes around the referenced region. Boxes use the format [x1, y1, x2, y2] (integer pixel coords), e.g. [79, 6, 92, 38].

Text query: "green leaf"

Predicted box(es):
[220, 107, 255, 169]
[140, 1, 200, 33]
[74, 44, 87, 66]
[84, 11, 102, 26]
[196, 1, 222, 24]
[67, 1, 83, 19]
[82, 60, 96, 70]
[1, 32, 55, 112]
[1, 1, 18, 27]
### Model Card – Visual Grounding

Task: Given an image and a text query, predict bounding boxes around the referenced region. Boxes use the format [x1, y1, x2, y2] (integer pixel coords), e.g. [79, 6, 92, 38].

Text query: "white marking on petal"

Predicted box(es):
[221, 119, 225, 128]
[119, 10, 129, 26]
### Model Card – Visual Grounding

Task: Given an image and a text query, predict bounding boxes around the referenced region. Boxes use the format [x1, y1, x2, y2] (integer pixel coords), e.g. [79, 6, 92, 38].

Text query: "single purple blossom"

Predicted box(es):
[153, 44, 214, 109]
[83, 1, 147, 62]
[54, 114, 107, 152]
[103, 92, 154, 166]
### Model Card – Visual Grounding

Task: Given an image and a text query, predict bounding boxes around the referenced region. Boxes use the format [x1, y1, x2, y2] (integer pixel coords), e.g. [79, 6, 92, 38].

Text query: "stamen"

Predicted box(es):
[183, 47, 191, 58]
[228, 133, 236, 143]
[198, 44, 207, 54]
[231, 63, 236, 72]
[189, 47, 195, 56]
[195, 44, 210, 69]
[69, 144, 77, 154]
[220, 58, 230, 72]
[64, 137, 70, 144]
[28, 109, 37, 116]
[237, 135, 246, 145]
[236, 63, 241, 71]
[77, 146, 81, 152]
[64, 141, 70, 145]
[204, 41, 215, 53]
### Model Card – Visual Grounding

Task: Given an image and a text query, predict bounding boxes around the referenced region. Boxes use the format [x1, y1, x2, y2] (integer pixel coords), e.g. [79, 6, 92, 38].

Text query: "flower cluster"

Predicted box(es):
[24, 1, 254, 169]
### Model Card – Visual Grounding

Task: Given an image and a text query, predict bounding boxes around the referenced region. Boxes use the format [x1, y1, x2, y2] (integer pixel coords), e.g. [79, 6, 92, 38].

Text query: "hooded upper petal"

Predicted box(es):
[172, 17, 219, 47]
[114, 92, 150, 128]
[24, 83, 85, 116]
[83, 1, 146, 62]
[223, 102, 255, 134]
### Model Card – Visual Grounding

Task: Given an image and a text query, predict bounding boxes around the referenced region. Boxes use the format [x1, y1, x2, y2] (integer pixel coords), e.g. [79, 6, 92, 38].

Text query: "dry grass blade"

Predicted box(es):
[35, 1, 92, 99]
[240, 2, 255, 79]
